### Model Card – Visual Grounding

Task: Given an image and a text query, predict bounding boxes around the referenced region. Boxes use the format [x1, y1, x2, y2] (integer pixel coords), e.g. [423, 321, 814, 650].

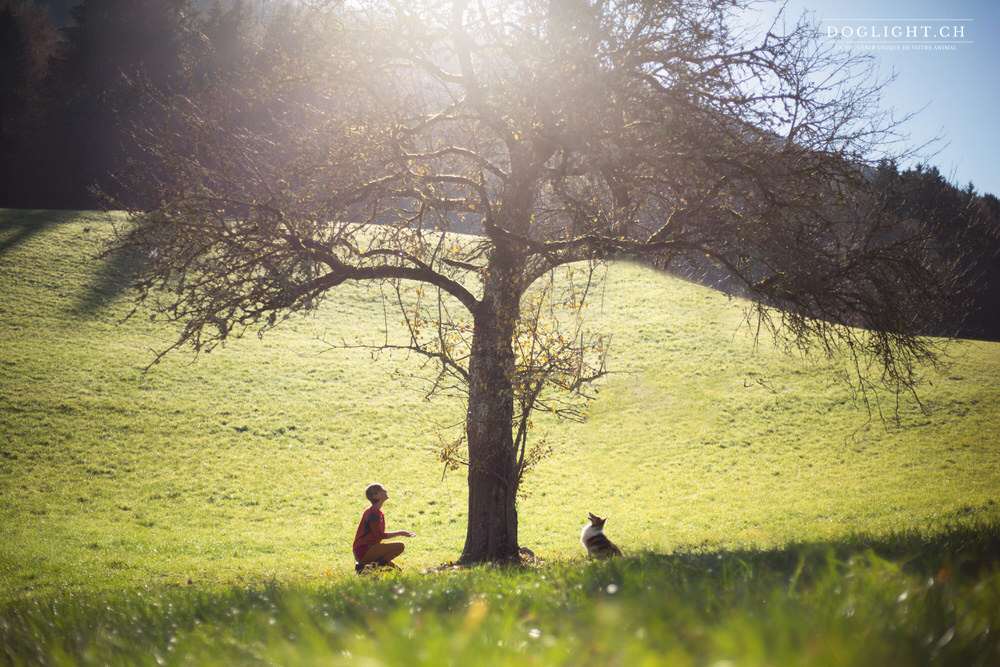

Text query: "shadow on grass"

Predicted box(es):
[1, 517, 997, 666]
[0, 209, 82, 256]
[70, 240, 147, 317]
[598, 510, 1000, 590]
[0, 208, 147, 317]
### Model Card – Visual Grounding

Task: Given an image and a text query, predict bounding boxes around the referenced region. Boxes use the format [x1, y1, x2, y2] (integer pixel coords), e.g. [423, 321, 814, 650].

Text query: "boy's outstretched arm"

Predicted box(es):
[386, 530, 416, 538]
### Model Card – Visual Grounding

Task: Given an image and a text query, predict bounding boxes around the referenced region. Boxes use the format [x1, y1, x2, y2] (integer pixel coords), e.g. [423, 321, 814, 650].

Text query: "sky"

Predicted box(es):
[755, 0, 1000, 197]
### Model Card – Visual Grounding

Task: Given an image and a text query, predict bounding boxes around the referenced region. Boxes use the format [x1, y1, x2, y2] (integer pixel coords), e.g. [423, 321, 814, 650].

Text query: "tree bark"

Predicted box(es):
[460, 243, 524, 563]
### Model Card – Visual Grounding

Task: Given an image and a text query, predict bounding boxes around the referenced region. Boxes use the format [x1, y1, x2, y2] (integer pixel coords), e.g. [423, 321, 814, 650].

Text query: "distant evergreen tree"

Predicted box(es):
[0, 0, 59, 206]
[39, 0, 193, 207]
[873, 162, 1000, 341]
[0, 0, 269, 208]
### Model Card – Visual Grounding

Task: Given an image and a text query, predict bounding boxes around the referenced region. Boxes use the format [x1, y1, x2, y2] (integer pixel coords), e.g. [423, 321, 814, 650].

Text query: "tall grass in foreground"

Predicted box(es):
[2, 522, 998, 666]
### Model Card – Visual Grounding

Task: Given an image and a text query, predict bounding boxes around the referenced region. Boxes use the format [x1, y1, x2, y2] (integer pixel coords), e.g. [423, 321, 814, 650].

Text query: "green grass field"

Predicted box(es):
[2, 209, 998, 664]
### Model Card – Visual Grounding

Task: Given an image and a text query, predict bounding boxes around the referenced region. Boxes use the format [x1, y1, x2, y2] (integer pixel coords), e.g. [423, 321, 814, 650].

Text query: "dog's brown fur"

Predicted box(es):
[581, 512, 623, 558]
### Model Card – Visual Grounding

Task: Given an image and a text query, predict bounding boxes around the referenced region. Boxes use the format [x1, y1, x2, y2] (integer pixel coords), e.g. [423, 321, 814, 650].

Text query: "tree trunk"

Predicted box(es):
[460, 244, 523, 564]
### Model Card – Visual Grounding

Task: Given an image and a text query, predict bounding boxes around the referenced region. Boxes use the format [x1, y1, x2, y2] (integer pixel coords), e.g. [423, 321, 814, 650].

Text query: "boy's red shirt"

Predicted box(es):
[352, 505, 385, 560]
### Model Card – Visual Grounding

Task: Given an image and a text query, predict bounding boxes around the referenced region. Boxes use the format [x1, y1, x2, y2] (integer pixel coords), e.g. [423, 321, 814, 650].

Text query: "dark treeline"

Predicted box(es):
[871, 163, 1000, 342]
[683, 162, 1000, 342]
[1, 0, 998, 340]
[1, 0, 256, 208]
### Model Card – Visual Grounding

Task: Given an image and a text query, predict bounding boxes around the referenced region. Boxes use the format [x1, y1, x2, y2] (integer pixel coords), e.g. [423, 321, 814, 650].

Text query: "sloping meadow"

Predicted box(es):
[3, 209, 999, 589]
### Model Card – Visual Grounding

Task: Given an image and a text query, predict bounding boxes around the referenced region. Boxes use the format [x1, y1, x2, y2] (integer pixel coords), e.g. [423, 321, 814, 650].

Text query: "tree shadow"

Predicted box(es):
[0, 209, 83, 256]
[70, 238, 148, 317]
[617, 510, 1000, 585]
[0, 209, 148, 317]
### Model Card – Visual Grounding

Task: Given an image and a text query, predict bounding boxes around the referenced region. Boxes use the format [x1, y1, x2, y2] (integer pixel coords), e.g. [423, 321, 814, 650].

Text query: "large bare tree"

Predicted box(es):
[105, 0, 959, 563]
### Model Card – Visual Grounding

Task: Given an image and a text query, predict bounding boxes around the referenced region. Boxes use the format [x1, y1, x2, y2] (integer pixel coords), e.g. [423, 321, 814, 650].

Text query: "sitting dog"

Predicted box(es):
[581, 512, 623, 558]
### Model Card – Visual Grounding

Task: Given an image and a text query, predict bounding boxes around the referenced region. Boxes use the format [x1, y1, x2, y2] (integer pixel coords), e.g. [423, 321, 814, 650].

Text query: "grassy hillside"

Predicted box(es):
[1, 209, 999, 600]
